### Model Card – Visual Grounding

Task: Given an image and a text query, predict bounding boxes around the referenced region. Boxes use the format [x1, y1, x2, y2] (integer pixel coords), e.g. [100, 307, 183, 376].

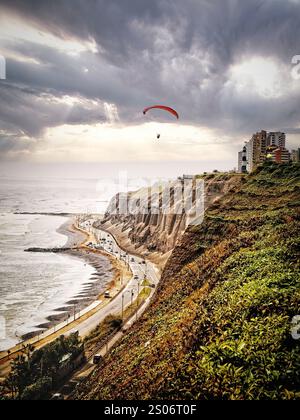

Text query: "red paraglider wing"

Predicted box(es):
[143, 105, 179, 120]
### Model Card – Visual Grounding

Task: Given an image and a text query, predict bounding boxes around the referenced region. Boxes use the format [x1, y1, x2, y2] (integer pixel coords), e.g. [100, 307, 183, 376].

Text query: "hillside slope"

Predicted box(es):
[76, 164, 300, 400]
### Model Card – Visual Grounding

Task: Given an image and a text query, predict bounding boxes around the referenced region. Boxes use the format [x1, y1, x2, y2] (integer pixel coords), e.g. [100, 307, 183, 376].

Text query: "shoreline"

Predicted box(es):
[20, 217, 119, 342]
[0, 217, 155, 381]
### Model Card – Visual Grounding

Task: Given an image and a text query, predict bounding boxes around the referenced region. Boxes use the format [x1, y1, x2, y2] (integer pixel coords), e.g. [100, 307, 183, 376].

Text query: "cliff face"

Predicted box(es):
[76, 164, 300, 400]
[97, 174, 243, 267]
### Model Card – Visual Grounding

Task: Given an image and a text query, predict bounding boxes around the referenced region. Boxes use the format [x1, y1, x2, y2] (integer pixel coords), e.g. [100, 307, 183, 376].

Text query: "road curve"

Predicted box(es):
[66, 223, 160, 339]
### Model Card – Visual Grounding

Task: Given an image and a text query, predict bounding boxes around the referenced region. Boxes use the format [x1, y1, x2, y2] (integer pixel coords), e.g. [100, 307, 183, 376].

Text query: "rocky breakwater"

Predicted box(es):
[24, 247, 74, 253]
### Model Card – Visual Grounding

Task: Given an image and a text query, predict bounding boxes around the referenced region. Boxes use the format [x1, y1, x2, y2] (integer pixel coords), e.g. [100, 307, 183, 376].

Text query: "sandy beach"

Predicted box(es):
[0, 216, 133, 375]
[22, 217, 118, 339]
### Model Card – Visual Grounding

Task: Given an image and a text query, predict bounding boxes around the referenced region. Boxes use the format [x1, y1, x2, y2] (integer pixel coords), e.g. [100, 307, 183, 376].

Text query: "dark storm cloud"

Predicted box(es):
[5, 40, 147, 112]
[1, 0, 300, 155]
[3, 0, 300, 64]
[1, 0, 164, 61]
[0, 131, 32, 153]
[0, 81, 106, 138]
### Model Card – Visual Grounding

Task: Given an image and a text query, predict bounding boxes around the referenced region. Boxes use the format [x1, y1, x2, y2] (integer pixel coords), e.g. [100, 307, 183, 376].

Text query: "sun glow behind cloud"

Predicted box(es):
[1, 1, 300, 167]
[229, 57, 288, 99]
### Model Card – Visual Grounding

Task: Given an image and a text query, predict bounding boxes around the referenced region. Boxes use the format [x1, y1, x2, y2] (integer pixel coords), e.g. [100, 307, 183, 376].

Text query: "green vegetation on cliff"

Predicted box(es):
[76, 163, 300, 400]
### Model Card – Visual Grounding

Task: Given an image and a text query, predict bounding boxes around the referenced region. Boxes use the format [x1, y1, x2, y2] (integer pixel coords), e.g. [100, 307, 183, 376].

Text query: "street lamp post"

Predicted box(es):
[136, 282, 141, 321]
[122, 294, 125, 321]
[122, 289, 135, 321]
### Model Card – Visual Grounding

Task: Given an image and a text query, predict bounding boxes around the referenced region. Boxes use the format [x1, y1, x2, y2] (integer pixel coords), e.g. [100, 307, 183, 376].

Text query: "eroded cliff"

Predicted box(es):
[76, 164, 300, 400]
[96, 173, 243, 268]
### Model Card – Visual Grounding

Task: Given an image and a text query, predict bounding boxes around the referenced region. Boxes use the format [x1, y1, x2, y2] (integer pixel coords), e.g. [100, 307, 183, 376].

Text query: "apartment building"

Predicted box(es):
[238, 131, 292, 173]
[267, 132, 286, 148]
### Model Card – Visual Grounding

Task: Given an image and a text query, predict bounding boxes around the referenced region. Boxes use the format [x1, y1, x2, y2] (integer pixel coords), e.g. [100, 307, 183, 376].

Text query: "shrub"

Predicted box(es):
[21, 377, 52, 401]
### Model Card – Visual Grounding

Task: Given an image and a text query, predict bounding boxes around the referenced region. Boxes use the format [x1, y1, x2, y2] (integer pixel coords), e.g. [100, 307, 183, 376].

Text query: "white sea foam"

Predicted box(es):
[0, 212, 97, 351]
[0, 175, 112, 351]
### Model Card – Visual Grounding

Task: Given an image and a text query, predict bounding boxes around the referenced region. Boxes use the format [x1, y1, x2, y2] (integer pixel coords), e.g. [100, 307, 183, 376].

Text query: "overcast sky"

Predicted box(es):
[0, 0, 300, 172]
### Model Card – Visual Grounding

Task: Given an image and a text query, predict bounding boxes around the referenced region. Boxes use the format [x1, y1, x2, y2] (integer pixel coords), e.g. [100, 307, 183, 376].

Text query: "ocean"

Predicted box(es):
[0, 177, 110, 351]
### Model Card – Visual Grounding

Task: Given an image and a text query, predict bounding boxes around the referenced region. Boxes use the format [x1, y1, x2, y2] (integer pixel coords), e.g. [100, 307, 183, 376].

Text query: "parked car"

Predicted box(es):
[104, 291, 111, 299]
[51, 393, 64, 401]
[93, 354, 103, 365]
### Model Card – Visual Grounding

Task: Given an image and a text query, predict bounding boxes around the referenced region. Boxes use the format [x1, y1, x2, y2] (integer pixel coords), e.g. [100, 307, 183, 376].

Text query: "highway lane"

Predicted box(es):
[54, 223, 161, 399]
[0, 221, 160, 383]
[66, 223, 160, 339]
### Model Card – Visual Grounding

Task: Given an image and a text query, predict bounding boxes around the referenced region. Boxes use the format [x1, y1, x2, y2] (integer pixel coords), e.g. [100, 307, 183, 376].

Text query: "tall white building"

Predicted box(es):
[238, 145, 248, 173]
[238, 130, 289, 173]
[246, 131, 267, 173]
[267, 132, 286, 148]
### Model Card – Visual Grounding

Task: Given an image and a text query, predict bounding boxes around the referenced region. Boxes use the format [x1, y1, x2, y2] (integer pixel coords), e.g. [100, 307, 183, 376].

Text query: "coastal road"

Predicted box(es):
[57, 225, 161, 399]
[0, 221, 160, 377]
[65, 225, 160, 339]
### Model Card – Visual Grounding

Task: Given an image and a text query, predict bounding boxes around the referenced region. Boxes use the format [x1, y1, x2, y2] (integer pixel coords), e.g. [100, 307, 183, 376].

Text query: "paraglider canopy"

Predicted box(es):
[143, 105, 179, 140]
[143, 105, 179, 120]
